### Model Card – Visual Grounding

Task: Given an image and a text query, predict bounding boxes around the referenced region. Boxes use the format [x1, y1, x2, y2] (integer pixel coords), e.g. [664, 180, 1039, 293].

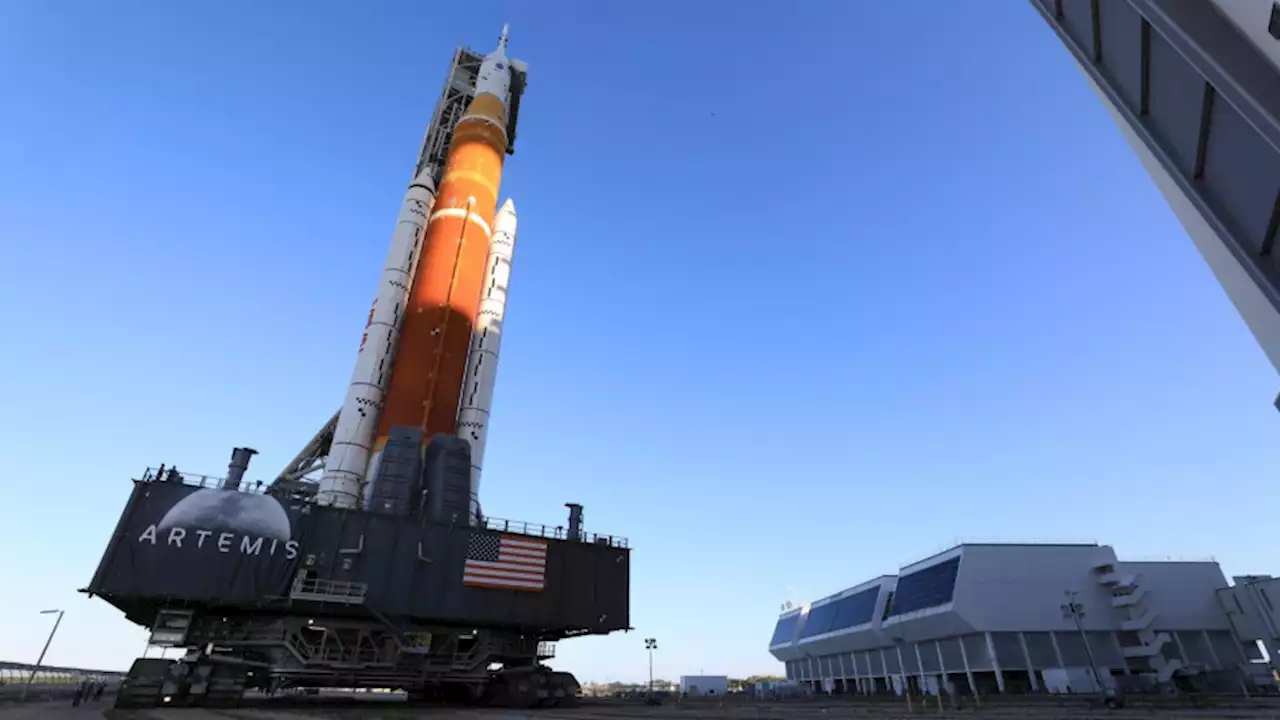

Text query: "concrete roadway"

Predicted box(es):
[10, 696, 1280, 719]
[0, 699, 111, 719]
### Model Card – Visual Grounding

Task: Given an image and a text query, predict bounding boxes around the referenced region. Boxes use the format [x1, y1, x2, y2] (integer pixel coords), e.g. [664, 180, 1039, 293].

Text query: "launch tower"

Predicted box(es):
[1032, 0, 1280, 407]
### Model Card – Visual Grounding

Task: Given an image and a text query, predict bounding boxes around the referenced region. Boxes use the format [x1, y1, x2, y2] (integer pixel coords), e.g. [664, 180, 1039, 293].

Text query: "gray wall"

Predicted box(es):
[1120, 561, 1232, 631]
[1219, 576, 1280, 663]
[953, 545, 1117, 632]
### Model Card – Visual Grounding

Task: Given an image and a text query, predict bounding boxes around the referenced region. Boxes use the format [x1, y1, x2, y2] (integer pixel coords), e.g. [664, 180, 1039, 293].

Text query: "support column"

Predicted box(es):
[935, 640, 950, 695]
[1173, 631, 1190, 664]
[1019, 632, 1039, 691]
[892, 646, 907, 696]
[1048, 632, 1068, 691]
[1112, 633, 1131, 675]
[1203, 629, 1222, 670]
[915, 642, 928, 693]
[958, 635, 978, 696]
[1049, 632, 1066, 669]
[985, 632, 1006, 693]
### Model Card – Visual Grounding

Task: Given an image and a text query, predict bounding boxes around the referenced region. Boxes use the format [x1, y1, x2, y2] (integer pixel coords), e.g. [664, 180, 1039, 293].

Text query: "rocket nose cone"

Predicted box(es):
[486, 24, 510, 62]
[495, 24, 510, 55]
[495, 198, 517, 234]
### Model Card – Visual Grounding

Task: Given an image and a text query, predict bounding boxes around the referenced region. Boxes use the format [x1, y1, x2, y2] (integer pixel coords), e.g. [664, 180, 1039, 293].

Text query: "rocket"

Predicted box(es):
[318, 26, 519, 514]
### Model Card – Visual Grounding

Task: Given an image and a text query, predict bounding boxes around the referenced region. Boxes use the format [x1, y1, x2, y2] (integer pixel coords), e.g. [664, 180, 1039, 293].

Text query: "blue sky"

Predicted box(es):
[1, 0, 1277, 683]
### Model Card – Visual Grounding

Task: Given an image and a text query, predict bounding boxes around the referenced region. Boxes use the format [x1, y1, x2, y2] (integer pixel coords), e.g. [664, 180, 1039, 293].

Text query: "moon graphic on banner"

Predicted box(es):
[157, 489, 291, 541]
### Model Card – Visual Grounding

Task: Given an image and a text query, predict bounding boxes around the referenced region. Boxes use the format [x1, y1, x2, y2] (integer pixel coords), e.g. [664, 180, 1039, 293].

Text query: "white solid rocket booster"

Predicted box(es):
[456, 197, 518, 520]
[317, 171, 436, 508]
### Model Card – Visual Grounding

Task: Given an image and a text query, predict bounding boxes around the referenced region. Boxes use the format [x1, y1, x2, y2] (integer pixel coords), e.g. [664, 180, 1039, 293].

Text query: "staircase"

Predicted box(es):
[285, 628, 315, 663]
[1093, 560, 1183, 684]
[1112, 585, 1148, 608]
[1120, 608, 1155, 632]
[1121, 632, 1171, 657]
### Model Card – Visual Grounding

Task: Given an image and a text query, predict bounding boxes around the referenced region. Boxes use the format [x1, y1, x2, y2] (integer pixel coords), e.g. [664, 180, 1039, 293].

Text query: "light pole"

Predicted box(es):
[644, 638, 657, 694]
[1061, 591, 1104, 694]
[20, 609, 64, 702]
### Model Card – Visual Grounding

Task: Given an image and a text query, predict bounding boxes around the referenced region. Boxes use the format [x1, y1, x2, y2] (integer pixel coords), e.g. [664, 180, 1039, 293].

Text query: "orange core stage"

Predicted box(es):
[375, 92, 510, 450]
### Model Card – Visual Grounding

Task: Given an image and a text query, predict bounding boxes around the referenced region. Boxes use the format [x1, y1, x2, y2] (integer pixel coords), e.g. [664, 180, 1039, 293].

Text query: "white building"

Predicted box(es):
[1031, 0, 1280, 393]
[679, 675, 728, 696]
[1219, 574, 1280, 666]
[768, 543, 1273, 696]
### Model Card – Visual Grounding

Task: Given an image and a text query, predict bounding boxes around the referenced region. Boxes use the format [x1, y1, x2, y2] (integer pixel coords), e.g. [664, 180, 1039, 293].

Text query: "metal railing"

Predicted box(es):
[1119, 554, 1219, 564]
[139, 466, 272, 494]
[290, 577, 368, 604]
[136, 468, 630, 548]
[0, 661, 124, 685]
[0, 661, 124, 701]
[481, 516, 628, 548]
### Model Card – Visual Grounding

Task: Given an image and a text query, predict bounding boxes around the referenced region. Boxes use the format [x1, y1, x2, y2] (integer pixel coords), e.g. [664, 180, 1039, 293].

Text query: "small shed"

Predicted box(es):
[679, 675, 728, 696]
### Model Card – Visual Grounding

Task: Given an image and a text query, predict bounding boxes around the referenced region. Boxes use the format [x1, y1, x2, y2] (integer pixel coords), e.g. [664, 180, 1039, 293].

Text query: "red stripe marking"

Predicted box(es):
[464, 565, 543, 580]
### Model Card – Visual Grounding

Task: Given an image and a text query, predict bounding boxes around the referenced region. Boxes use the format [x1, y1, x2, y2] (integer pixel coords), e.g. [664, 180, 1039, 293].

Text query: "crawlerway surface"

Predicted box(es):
[11, 694, 1280, 720]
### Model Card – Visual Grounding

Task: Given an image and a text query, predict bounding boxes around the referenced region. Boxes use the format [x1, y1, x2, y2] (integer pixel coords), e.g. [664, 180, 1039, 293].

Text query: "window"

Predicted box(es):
[799, 601, 841, 639]
[888, 556, 961, 617]
[770, 614, 799, 646]
[799, 587, 882, 639]
[831, 587, 880, 630]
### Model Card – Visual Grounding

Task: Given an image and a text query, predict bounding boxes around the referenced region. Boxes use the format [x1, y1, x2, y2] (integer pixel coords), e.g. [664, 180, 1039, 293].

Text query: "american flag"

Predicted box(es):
[462, 533, 547, 591]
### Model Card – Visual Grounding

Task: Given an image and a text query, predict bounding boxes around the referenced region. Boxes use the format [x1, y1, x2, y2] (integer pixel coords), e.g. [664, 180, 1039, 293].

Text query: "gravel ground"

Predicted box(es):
[5, 694, 1269, 720]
